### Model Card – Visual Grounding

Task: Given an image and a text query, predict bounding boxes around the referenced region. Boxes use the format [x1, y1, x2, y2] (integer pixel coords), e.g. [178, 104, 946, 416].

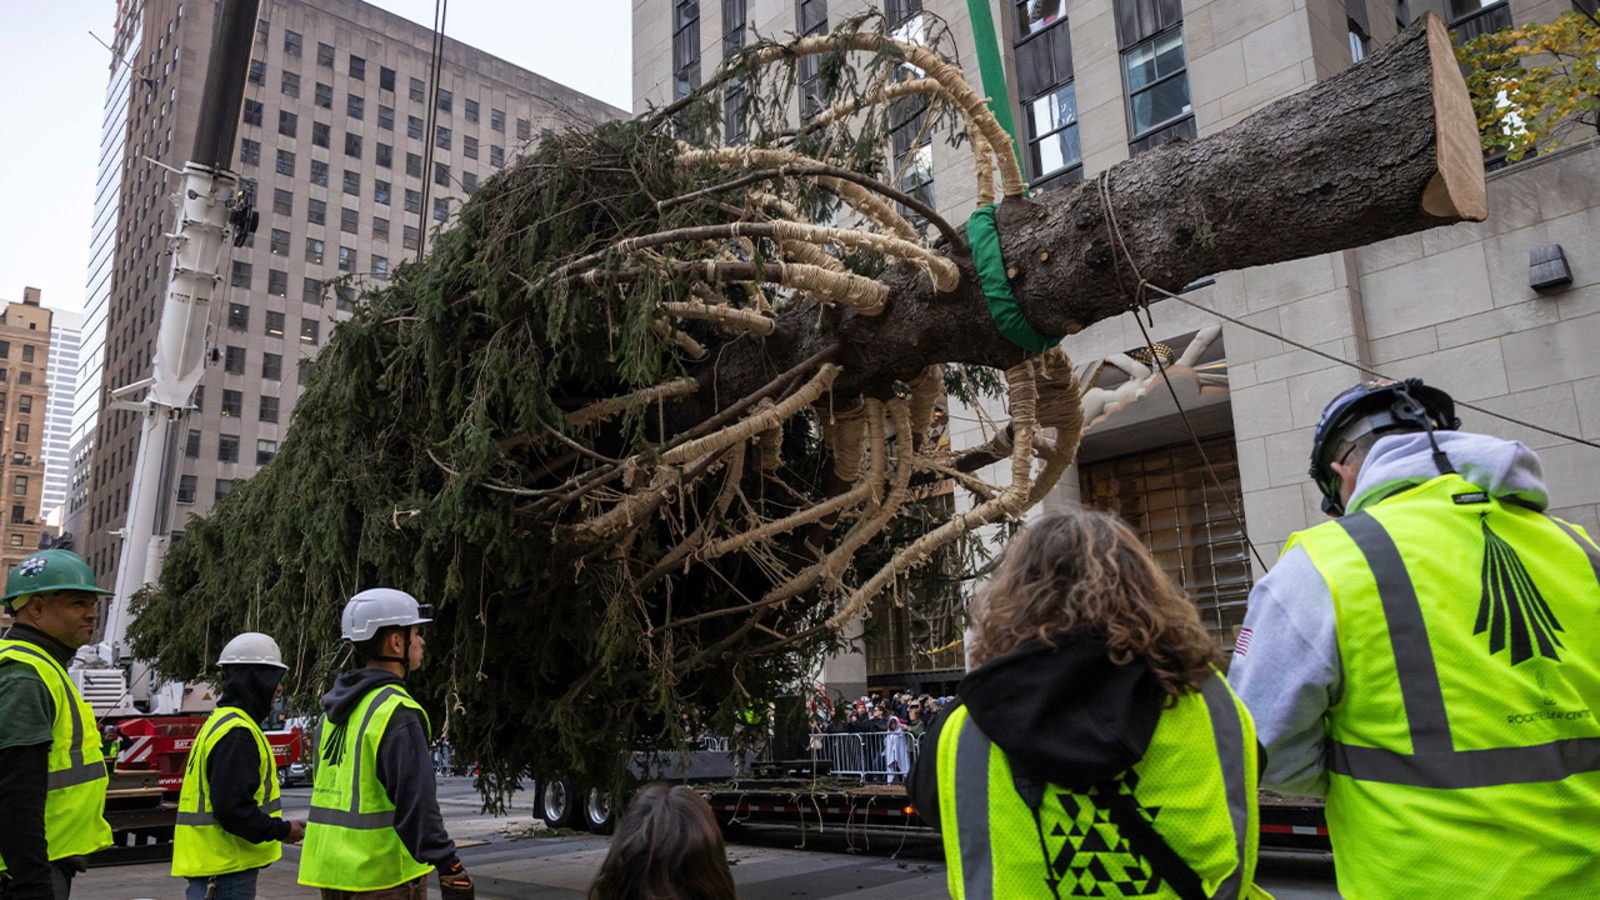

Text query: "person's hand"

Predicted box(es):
[439, 861, 475, 900]
[284, 820, 307, 843]
[61, 856, 89, 873]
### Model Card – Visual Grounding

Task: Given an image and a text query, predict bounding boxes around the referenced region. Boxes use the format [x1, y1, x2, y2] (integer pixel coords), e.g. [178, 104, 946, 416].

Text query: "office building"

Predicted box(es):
[0, 288, 56, 570]
[41, 309, 82, 526]
[635, 0, 1600, 700]
[81, 0, 627, 586]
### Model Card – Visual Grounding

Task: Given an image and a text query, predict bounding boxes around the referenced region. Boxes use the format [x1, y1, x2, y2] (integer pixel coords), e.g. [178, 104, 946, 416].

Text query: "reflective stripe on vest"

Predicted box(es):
[1328, 509, 1600, 789]
[0, 640, 113, 870]
[172, 707, 284, 877]
[298, 684, 434, 891]
[937, 671, 1257, 900]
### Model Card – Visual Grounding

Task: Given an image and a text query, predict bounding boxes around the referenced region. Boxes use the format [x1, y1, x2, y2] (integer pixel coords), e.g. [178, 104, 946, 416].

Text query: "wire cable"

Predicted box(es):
[416, 0, 450, 263]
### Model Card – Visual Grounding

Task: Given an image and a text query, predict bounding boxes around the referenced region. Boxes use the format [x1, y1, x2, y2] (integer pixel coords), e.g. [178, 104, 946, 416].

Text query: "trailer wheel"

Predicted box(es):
[583, 787, 616, 835]
[538, 775, 580, 829]
[277, 766, 289, 788]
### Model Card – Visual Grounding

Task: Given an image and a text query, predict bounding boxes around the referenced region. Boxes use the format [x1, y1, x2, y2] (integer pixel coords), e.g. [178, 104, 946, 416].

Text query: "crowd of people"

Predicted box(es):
[812, 691, 949, 738]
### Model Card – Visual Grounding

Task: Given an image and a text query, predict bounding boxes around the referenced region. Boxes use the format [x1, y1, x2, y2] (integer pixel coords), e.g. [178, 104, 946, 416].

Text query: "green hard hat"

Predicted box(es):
[3, 550, 114, 611]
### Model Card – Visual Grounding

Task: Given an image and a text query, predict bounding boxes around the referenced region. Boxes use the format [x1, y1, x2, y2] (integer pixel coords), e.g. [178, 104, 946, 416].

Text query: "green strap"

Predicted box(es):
[968, 205, 1061, 354]
[966, 0, 1025, 176]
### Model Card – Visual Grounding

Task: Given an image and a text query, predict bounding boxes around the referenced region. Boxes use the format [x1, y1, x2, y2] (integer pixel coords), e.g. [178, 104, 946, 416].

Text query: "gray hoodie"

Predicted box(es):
[1227, 431, 1550, 796]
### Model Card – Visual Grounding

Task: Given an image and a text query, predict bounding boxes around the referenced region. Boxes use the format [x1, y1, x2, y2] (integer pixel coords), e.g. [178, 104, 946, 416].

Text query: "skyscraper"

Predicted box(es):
[41, 309, 82, 526]
[81, 0, 626, 586]
[0, 288, 55, 570]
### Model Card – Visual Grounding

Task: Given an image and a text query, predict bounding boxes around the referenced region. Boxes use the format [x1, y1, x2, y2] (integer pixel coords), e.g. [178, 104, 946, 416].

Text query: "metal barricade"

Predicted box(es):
[808, 730, 917, 781]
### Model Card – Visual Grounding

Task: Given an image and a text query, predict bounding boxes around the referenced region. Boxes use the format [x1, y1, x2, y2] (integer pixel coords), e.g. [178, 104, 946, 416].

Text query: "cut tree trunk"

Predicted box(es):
[673, 13, 1484, 427]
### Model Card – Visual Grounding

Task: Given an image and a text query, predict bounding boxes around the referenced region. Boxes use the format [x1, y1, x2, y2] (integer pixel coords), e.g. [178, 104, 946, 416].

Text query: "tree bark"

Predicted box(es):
[675, 13, 1484, 424]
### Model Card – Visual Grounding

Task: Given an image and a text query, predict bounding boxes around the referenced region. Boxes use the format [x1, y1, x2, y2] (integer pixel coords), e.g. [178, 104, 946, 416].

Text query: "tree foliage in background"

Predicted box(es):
[1457, 9, 1600, 162]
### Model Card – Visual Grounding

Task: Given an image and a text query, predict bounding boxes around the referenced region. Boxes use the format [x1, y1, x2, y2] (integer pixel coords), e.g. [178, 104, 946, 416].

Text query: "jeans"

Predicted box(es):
[184, 869, 259, 900]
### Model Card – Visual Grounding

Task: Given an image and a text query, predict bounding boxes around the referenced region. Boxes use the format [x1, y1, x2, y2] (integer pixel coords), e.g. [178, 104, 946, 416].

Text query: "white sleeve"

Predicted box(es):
[1227, 546, 1343, 798]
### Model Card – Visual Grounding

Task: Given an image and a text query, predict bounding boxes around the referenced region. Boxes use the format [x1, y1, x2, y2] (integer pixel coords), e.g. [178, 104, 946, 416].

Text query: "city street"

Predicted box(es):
[72, 778, 1340, 899]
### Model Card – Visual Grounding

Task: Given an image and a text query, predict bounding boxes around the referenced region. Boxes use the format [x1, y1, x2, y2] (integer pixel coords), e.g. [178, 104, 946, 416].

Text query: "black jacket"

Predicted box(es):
[0, 625, 75, 900]
[320, 668, 459, 871]
[907, 633, 1166, 831]
[207, 664, 292, 846]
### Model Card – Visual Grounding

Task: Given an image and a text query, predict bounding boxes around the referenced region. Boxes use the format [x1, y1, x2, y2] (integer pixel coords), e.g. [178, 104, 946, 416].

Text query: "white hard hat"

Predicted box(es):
[341, 588, 433, 642]
[218, 632, 288, 669]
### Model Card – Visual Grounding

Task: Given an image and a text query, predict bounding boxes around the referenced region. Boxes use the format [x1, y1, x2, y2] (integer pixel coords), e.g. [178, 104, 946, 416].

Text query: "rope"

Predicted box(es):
[1097, 174, 1269, 572]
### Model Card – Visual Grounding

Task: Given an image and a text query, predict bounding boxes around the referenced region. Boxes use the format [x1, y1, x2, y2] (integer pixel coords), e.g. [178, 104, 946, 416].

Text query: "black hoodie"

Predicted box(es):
[907, 634, 1166, 830]
[319, 667, 459, 872]
[206, 663, 293, 847]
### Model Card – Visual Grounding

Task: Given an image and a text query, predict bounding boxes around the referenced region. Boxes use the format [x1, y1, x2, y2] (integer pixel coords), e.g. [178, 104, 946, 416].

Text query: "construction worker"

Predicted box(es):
[910, 509, 1269, 899]
[1230, 378, 1600, 898]
[172, 632, 307, 899]
[0, 550, 114, 900]
[299, 589, 474, 900]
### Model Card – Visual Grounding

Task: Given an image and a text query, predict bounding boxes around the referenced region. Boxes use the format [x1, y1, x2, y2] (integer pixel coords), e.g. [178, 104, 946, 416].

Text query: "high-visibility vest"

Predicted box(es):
[1289, 473, 1600, 899]
[937, 670, 1265, 899]
[171, 706, 283, 877]
[298, 683, 434, 890]
[0, 640, 112, 871]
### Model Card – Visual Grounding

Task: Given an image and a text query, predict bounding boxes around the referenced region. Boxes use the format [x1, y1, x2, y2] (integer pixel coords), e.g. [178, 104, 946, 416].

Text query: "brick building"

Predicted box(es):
[634, 0, 1600, 701]
[0, 288, 55, 571]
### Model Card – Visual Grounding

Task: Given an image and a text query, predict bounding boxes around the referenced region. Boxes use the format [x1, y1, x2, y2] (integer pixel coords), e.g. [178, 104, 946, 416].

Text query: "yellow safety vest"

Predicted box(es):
[298, 683, 434, 890]
[1290, 474, 1600, 899]
[171, 706, 283, 877]
[0, 640, 112, 870]
[937, 670, 1267, 899]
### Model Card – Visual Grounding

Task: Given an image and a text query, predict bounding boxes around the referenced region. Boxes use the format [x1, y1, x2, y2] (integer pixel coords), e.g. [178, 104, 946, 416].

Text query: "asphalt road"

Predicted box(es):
[72, 777, 1341, 899]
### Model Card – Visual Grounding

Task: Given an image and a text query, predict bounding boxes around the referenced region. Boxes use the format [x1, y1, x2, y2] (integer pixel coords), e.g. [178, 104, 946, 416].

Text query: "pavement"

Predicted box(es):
[72, 777, 1340, 899]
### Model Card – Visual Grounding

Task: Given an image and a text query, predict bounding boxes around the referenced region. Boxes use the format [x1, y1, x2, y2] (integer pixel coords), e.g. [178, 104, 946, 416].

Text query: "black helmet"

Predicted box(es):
[1309, 378, 1460, 516]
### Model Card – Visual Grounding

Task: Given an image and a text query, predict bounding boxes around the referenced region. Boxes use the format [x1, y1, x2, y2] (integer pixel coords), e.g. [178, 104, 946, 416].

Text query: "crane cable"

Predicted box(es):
[416, 0, 450, 263]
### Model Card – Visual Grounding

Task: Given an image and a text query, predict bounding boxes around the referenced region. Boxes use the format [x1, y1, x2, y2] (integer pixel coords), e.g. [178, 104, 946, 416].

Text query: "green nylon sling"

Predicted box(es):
[172, 707, 284, 877]
[936, 671, 1263, 899]
[298, 683, 434, 891]
[1290, 473, 1600, 899]
[0, 641, 112, 872]
[968, 205, 1062, 354]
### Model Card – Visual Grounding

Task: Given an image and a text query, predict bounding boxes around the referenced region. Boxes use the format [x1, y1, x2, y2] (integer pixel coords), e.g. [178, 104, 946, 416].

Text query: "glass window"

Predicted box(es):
[491, 108, 505, 132]
[403, 224, 420, 250]
[248, 59, 266, 86]
[463, 135, 478, 160]
[262, 352, 282, 380]
[462, 171, 477, 194]
[231, 261, 253, 289]
[1123, 27, 1191, 138]
[404, 189, 421, 213]
[406, 152, 423, 178]
[243, 99, 263, 126]
[372, 256, 389, 280]
[218, 434, 240, 462]
[257, 439, 279, 465]
[307, 198, 327, 225]
[194, 386, 204, 413]
[186, 429, 201, 458]
[374, 180, 391, 204]
[215, 479, 234, 501]
[516, 117, 531, 140]
[259, 396, 280, 424]
[407, 116, 424, 140]
[298, 359, 313, 385]
[376, 143, 393, 169]
[224, 345, 246, 374]
[303, 277, 323, 304]
[315, 82, 333, 109]
[336, 284, 355, 311]
[317, 42, 335, 68]
[434, 162, 450, 188]
[275, 149, 296, 176]
[281, 71, 300, 98]
[344, 132, 362, 158]
[342, 170, 361, 195]
[269, 228, 290, 255]
[310, 160, 329, 187]
[347, 94, 365, 120]
[341, 207, 359, 233]
[338, 247, 354, 273]
[410, 77, 426, 102]
[435, 126, 451, 150]
[312, 121, 330, 148]
[437, 89, 453, 113]
[268, 269, 288, 296]
[301, 319, 321, 344]
[373, 217, 390, 241]
[1027, 83, 1081, 183]
[228, 302, 250, 330]
[433, 197, 448, 221]
[380, 66, 396, 92]
[221, 390, 243, 417]
[349, 55, 365, 80]
[177, 475, 196, 504]
[284, 29, 302, 57]
[378, 105, 394, 131]
[490, 145, 504, 168]
[464, 98, 479, 122]
[239, 139, 260, 166]
[278, 110, 298, 138]
[257, 17, 270, 43]
[265, 310, 286, 337]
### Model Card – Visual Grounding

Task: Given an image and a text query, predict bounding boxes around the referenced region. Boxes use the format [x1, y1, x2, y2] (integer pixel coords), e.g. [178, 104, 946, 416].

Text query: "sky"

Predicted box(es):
[0, 0, 632, 316]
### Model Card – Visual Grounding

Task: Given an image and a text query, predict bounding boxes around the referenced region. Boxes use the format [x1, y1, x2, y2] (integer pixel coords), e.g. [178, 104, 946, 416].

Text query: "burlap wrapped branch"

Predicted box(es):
[663, 363, 841, 465]
[678, 146, 918, 243]
[906, 365, 942, 448]
[662, 300, 777, 336]
[568, 377, 700, 428]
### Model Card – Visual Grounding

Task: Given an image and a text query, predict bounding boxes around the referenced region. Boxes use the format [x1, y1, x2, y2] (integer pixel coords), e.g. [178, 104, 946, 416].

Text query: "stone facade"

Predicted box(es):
[0, 289, 55, 571]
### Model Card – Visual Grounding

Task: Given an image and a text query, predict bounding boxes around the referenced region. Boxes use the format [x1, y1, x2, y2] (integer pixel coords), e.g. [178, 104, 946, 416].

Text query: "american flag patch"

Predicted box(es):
[1234, 627, 1253, 658]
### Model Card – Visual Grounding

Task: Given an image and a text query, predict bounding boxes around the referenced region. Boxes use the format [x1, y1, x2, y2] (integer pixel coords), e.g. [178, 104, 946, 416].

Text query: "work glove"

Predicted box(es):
[439, 861, 475, 900]
[60, 856, 89, 874]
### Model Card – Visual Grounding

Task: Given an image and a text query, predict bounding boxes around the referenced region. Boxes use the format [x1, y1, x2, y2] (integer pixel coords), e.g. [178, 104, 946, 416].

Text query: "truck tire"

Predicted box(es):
[277, 766, 289, 788]
[582, 787, 616, 835]
[538, 775, 580, 829]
